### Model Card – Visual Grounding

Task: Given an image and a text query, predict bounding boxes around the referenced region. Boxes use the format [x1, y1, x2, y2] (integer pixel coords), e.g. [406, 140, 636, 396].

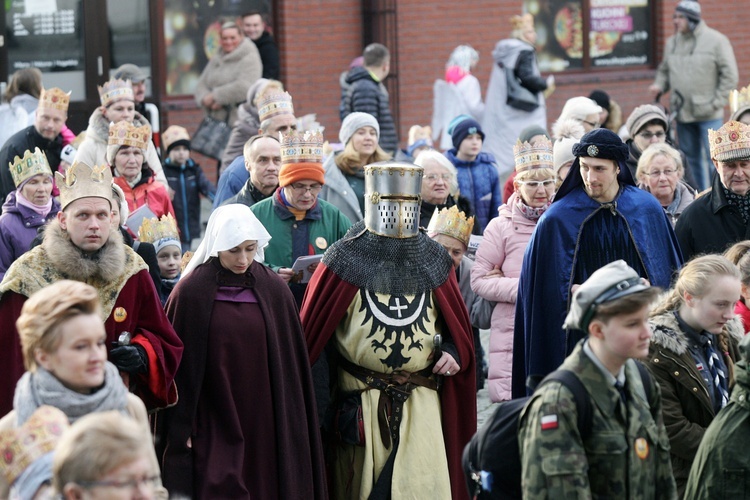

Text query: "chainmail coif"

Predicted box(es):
[322, 221, 454, 295]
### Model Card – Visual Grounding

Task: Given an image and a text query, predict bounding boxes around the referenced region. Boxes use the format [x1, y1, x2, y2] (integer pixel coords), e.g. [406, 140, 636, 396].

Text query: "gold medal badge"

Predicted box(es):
[113, 307, 127, 323]
[315, 237, 328, 250]
[635, 437, 649, 460]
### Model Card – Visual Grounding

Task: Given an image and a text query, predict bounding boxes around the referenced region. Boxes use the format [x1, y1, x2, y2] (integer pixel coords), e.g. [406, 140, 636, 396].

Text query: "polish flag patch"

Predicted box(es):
[696, 362, 704, 371]
[540, 414, 559, 431]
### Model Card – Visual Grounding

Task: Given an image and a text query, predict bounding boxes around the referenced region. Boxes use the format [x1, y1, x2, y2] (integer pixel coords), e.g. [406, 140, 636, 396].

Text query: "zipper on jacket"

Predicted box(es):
[179, 169, 190, 242]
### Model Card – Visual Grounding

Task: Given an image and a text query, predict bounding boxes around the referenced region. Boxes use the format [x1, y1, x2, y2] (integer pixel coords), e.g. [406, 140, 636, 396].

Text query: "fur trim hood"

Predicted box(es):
[85, 107, 151, 143]
[649, 309, 744, 355]
[42, 218, 127, 282]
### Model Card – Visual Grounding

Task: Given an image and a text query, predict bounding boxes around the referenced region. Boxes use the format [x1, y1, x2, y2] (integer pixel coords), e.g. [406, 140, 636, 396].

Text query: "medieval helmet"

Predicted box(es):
[364, 161, 423, 238]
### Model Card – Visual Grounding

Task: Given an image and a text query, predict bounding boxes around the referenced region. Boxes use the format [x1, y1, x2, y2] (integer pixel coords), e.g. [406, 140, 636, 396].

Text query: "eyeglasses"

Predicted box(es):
[424, 173, 452, 182]
[638, 131, 666, 140]
[517, 180, 556, 188]
[647, 169, 677, 178]
[290, 183, 322, 194]
[79, 474, 161, 492]
[579, 119, 600, 129]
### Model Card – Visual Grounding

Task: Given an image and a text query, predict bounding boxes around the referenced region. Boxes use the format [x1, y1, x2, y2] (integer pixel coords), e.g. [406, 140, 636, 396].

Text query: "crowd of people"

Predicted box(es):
[0, 1, 750, 498]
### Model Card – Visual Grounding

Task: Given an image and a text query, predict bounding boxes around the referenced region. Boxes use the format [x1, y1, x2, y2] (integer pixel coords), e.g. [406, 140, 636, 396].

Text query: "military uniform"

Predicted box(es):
[519, 342, 677, 499]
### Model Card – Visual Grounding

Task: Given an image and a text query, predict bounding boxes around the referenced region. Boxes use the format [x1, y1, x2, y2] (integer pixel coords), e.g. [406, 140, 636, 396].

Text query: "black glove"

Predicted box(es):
[110, 344, 148, 374]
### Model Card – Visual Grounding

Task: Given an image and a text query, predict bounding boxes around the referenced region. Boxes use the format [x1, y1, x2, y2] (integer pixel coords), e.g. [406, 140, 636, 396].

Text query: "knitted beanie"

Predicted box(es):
[278, 163, 325, 187]
[625, 104, 668, 137]
[339, 112, 380, 145]
[451, 118, 485, 150]
[675, 0, 701, 22]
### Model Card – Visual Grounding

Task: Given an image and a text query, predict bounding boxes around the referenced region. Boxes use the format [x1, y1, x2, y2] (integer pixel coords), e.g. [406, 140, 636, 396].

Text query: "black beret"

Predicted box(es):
[572, 128, 629, 162]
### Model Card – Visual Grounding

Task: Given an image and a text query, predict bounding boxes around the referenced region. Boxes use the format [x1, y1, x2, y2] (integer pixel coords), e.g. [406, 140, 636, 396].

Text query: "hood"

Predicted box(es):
[345, 66, 374, 85]
[492, 38, 533, 65]
[554, 157, 635, 202]
[1, 190, 18, 214]
[649, 309, 744, 356]
[86, 107, 151, 143]
[10, 94, 39, 114]
[444, 149, 496, 167]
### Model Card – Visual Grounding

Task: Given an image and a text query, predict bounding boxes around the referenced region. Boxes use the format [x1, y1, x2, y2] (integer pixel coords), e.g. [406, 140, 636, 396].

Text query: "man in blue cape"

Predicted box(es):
[512, 128, 683, 397]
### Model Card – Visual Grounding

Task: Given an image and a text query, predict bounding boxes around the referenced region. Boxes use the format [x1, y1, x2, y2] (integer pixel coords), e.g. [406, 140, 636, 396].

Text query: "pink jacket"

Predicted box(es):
[470, 193, 539, 402]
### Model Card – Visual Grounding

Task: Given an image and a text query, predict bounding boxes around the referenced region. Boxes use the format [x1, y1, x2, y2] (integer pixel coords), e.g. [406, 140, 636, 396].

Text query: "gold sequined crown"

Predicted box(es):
[9, 148, 52, 188]
[0, 406, 69, 485]
[426, 205, 475, 247]
[513, 138, 554, 172]
[108, 121, 151, 150]
[510, 13, 534, 31]
[730, 85, 750, 114]
[281, 130, 324, 165]
[38, 87, 70, 112]
[258, 91, 294, 123]
[139, 213, 180, 244]
[98, 78, 133, 107]
[55, 161, 113, 210]
[708, 121, 750, 162]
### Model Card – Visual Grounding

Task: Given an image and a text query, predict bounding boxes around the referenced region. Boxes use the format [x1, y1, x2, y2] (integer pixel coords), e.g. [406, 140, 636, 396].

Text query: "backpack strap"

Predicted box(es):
[539, 369, 593, 441]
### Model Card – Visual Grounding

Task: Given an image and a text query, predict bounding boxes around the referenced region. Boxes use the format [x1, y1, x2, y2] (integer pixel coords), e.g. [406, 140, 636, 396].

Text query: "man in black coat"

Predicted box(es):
[242, 12, 280, 80]
[675, 120, 750, 259]
[0, 87, 68, 202]
[340, 43, 399, 155]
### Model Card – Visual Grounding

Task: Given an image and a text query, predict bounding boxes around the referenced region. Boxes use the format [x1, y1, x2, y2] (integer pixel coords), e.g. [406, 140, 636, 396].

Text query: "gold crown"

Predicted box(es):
[281, 130, 324, 165]
[708, 121, 750, 162]
[258, 91, 294, 123]
[426, 205, 475, 247]
[38, 87, 70, 112]
[55, 161, 113, 210]
[0, 406, 69, 485]
[510, 13, 534, 31]
[9, 148, 52, 188]
[730, 85, 750, 113]
[108, 121, 151, 150]
[98, 78, 133, 107]
[162, 125, 190, 151]
[513, 138, 554, 172]
[138, 214, 180, 245]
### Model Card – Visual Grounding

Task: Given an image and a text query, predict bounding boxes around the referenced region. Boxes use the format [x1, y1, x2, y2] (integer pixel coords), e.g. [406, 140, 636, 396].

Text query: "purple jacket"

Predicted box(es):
[0, 191, 60, 279]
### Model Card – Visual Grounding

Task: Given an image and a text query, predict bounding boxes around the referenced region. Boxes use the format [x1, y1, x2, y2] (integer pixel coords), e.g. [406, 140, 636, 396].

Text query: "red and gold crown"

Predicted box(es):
[38, 87, 70, 112]
[258, 91, 294, 123]
[426, 205, 475, 247]
[281, 130, 324, 165]
[0, 406, 69, 485]
[9, 148, 52, 188]
[55, 161, 113, 210]
[708, 121, 750, 162]
[513, 138, 554, 172]
[98, 78, 134, 107]
[108, 121, 151, 150]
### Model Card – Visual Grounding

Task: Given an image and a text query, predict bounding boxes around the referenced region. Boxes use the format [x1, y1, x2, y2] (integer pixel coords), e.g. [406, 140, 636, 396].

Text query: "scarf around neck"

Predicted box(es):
[723, 186, 750, 224]
[13, 362, 129, 425]
[515, 196, 551, 221]
[16, 190, 53, 218]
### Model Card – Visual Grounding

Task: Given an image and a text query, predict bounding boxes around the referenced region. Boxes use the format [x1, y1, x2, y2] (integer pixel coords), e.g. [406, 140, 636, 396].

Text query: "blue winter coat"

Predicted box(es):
[163, 158, 215, 244]
[444, 149, 501, 233]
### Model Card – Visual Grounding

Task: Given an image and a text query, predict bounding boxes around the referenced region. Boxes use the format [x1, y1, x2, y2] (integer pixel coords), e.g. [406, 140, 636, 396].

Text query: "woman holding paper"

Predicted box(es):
[161, 204, 327, 499]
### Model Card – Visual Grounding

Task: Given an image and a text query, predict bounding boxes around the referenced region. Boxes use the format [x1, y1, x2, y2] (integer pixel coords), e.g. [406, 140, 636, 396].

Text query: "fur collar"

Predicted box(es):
[649, 310, 744, 355]
[85, 107, 152, 143]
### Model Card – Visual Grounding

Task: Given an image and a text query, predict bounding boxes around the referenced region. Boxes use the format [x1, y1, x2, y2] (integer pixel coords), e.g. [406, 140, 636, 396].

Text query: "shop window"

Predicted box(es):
[107, 0, 151, 94]
[525, 0, 652, 72]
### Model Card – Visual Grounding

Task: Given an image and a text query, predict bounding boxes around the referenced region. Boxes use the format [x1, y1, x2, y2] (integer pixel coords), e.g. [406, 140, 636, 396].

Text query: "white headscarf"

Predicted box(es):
[183, 204, 272, 277]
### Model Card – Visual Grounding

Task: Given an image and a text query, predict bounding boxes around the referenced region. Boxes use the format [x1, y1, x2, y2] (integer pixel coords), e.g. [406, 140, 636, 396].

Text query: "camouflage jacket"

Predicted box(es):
[519, 342, 677, 499]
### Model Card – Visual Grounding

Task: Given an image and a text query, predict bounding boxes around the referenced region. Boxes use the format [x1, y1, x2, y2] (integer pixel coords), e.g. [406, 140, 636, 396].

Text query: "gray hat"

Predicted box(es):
[675, 0, 701, 22]
[563, 260, 650, 331]
[113, 63, 149, 83]
[339, 112, 380, 145]
[625, 104, 668, 138]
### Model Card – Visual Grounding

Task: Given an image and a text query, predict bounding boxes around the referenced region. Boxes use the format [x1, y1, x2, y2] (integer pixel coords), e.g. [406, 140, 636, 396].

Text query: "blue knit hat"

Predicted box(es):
[572, 128, 629, 162]
[451, 117, 485, 150]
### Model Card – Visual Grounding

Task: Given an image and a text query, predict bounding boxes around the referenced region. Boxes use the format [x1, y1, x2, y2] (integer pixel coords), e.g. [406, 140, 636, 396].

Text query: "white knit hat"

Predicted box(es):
[339, 112, 380, 145]
[559, 97, 602, 122]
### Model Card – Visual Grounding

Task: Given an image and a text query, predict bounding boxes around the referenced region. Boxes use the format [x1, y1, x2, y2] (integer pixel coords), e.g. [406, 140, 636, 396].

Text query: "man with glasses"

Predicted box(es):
[624, 104, 697, 188]
[250, 130, 351, 306]
[513, 128, 682, 398]
[648, 0, 738, 191]
[676, 120, 750, 260]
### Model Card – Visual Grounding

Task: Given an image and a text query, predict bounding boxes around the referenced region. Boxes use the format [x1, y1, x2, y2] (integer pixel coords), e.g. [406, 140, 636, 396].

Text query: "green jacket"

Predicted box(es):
[519, 342, 677, 499]
[685, 334, 750, 499]
[250, 193, 352, 272]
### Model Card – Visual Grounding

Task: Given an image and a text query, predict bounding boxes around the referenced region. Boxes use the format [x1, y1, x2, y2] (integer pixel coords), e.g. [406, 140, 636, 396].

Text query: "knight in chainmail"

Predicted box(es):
[301, 161, 477, 500]
[512, 128, 683, 398]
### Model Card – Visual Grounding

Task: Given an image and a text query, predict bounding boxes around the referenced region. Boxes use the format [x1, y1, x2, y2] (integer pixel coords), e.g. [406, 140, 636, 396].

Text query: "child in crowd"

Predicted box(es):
[724, 240, 750, 334]
[162, 125, 215, 252]
[139, 213, 183, 304]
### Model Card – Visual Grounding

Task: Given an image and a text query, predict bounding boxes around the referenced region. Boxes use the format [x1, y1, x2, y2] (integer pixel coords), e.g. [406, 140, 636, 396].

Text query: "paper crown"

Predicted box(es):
[108, 121, 151, 150]
[510, 13, 534, 31]
[9, 148, 53, 188]
[0, 406, 69, 485]
[281, 130, 324, 165]
[162, 125, 190, 151]
[38, 87, 70, 112]
[98, 78, 134, 107]
[258, 91, 294, 123]
[730, 85, 750, 113]
[427, 205, 475, 247]
[55, 161, 113, 210]
[513, 138, 554, 172]
[139, 214, 181, 252]
[708, 121, 750, 162]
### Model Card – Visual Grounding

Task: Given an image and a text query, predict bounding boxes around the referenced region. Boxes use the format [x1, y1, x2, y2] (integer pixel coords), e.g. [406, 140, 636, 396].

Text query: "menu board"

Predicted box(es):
[6, 0, 84, 72]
